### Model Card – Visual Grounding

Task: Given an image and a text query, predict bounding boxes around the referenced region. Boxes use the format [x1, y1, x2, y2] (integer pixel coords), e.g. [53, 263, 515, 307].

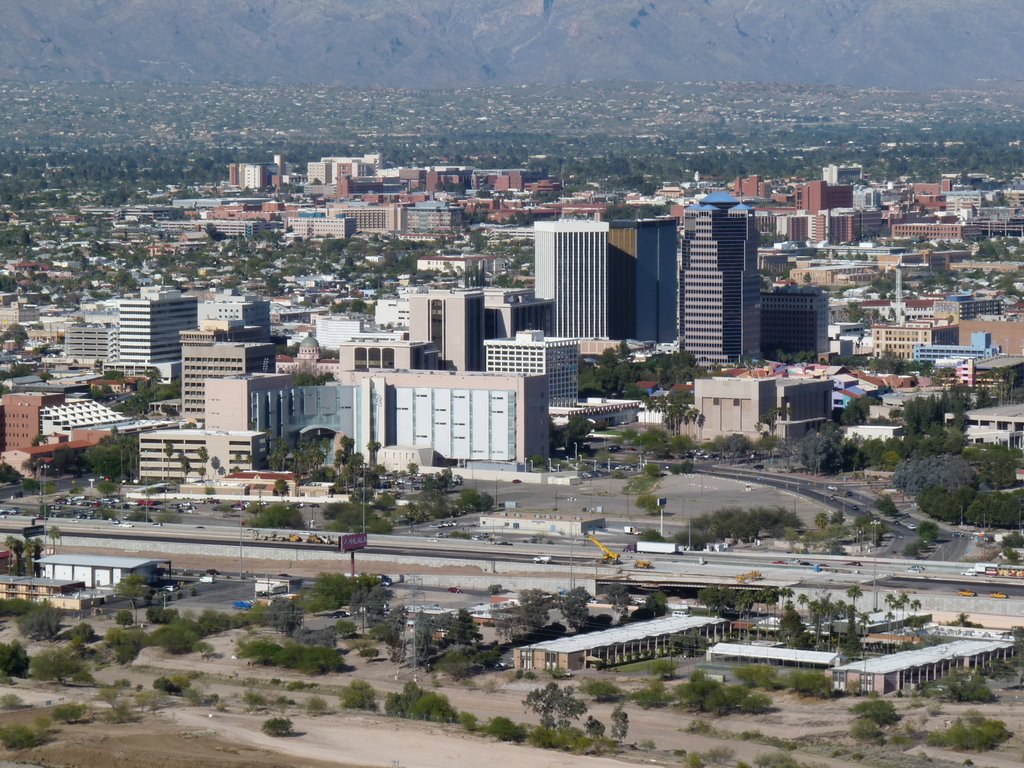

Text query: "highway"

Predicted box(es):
[8, 515, 1021, 603]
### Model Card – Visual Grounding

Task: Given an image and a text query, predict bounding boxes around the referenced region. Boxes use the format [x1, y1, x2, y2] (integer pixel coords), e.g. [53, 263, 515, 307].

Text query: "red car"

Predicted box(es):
[772, 560, 786, 565]
[447, 587, 462, 594]
[845, 561, 863, 567]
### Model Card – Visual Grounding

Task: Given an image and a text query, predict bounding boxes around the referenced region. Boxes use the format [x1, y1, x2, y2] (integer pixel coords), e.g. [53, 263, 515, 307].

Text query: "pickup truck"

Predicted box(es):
[532, 555, 552, 564]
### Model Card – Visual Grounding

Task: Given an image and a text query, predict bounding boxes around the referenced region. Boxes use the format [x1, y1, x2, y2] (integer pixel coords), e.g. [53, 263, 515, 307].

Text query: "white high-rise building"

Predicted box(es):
[534, 220, 609, 339]
[314, 315, 367, 350]
[485, 331, 579, 407]
[115, 288, 198, 365]
[198, 290, 271, 341]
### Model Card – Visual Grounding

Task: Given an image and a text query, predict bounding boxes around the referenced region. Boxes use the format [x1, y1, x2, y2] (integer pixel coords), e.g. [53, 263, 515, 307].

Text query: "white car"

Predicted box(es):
[961, 569, 976, 576]
[117, 522, 134, 528]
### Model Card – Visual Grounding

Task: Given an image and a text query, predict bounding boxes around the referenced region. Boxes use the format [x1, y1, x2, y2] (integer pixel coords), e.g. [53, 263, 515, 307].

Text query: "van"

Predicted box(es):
[198, 575, 215, 583]
[671, 609, 689, 618]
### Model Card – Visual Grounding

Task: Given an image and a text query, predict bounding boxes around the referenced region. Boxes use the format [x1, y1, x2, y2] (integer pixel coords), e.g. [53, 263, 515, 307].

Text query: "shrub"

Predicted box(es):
[850, 718, 884, 743]
[786, 669, 832, 699]
[17, 605, 63, 641]
[734, 665, 781, 690]
[484, 715, 528, 743]
[926, 713, 1010, 752]
[632, 678, 670, 708]
[339, 679, 378, 711]
[305, 696, 329, 717]
[51, 702, 89, 723]
[66, 622, 97, 646]
[145, 607, 178, 624]
[105, 627, 147, 664]
[0, 693, 22, 709]
[649, 659, 677, 679]
[458, 711, 478, 731]
[243, 689, 268, 712]
[30, 647, 91, 685]
[579, 678, 624, 702]
[148, 623, 201, 654]
[0, 641, 30, 678]
[0, 722, 46, 749]
[261, 717, 295, 737]
[850, 697, 900, 727]
[114, 609, 134, 627]
[384, 682, 458, 723]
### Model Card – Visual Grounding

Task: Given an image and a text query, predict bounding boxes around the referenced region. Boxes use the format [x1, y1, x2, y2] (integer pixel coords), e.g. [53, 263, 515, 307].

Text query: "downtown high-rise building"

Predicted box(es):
[679, 192, 761, 365]
[535, 219, 678, 342]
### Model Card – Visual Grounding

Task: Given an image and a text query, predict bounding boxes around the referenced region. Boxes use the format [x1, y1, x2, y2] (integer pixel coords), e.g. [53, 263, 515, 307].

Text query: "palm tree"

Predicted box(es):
[4, 536, 24, 576]
[162, 441, 174, 482]
[46, 526, 61, 555]
[196, 447, 209, 481]
[24, 538, 42, 576]
[846, 584, 863, 608]
[814, 512, 830, 531]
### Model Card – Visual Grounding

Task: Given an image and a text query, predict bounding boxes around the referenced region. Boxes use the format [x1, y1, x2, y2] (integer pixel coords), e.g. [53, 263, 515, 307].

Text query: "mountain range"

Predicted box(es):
[4, 0, 1024, 90]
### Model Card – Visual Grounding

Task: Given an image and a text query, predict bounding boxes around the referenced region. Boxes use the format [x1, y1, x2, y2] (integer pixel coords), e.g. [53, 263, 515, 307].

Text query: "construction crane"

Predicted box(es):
[586, 535, 621, 564]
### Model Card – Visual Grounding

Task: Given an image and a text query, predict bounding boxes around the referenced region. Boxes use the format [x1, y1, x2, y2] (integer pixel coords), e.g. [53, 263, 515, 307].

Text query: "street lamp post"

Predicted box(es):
[870, 520, 881, 612]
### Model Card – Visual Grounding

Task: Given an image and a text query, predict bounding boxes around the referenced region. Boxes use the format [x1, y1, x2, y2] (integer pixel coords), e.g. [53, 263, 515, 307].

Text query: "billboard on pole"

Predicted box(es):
[341, 532, 368, 552]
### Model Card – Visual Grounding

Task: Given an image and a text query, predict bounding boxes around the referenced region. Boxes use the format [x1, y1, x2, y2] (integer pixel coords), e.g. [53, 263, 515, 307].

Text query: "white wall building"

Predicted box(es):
[41, 400, 125, 436]
[197, 291, 271, 341]
[114, 287, 198, 365]
[314, 315, 367, 350]
[375, 298, 411, 329]
[485, 331, 579, 407]
[534, 220, 610, 339]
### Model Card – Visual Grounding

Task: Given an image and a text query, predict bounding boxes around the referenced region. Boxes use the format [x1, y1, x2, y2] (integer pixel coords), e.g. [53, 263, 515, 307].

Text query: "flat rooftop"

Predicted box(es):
[707, 643, 842, 666]
[35, 554, 169, 569]
[520, 615, 726, 655]
[833, 639, 1012, 675]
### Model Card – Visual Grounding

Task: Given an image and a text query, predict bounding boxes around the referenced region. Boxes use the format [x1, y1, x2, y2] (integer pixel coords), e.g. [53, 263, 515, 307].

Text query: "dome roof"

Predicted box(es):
[299, 334, 320, 350]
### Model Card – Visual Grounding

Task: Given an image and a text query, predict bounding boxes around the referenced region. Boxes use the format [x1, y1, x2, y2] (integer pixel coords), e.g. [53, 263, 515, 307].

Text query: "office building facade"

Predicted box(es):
[115, 288, 198, 366]
[534, 220, 609, 339]
[607, 218, 679, 343]
[482, 288, 555, 339]
[761, 286, 829, 357]
[485, 331, 579, 407]
[680, 193, 761, 365]
[408, 289, 485, 371]
[197, 291, 271, 342]
[181, 342, 277, 420]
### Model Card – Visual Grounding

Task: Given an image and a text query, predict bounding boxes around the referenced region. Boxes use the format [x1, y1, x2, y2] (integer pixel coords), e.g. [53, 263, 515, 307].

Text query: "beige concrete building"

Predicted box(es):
[204, 374, 294, 432]
[789, 264, 874, 286]
[139, 428, 269, 481]
[479, 512, 604, 537]
[335, 369, 550, 464]
[180, 319, 266, 348]
[408, 289, 485, 371]
[325, 202, 406, 234]
[336, 335, 438, 372]
[872, 324, 959, 359]
[515, 615, 728, 672]
[181, 342, 277, 420]
[485, 331, 579, 407]
[693, 377, 833, 441]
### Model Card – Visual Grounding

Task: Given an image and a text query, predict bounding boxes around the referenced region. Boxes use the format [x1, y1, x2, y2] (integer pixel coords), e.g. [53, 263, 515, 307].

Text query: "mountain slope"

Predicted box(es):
[2, 0, 1023, 89]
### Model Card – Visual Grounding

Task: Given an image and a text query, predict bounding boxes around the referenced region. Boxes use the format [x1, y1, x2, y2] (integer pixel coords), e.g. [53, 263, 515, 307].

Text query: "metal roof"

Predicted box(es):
[521, 615, 726, 654]
[36, 554, 168, 569]
[833, 639, 1012, 675]
[708, 642, 842, 666]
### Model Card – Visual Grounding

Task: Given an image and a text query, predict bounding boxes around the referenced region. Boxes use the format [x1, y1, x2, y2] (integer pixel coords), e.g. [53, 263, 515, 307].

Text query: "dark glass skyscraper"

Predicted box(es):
[679, 192, 761, 365]
[607, 218, 679, 344]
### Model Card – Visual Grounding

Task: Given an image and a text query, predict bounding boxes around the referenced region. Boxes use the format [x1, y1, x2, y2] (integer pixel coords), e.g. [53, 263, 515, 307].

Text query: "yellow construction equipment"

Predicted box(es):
[586, 535, 621, 564]
[287, 534, 303, 543]
[735, 571, 762, 584]
[635, 560, 654, 569]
